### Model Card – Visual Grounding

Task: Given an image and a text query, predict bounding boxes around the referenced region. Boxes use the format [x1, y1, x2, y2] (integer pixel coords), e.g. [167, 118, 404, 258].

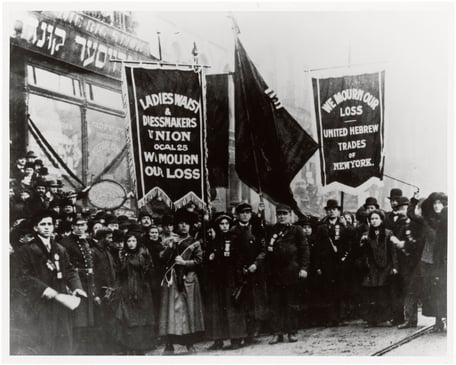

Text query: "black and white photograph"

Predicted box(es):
[4, 1, 453, 361]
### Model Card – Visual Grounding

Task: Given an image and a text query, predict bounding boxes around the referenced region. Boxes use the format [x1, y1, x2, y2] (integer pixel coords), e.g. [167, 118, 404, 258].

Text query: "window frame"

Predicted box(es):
[24, 57, 130, 198]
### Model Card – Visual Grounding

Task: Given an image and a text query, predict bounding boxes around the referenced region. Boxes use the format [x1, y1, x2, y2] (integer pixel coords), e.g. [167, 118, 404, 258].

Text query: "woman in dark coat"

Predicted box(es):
[114, 231, 156, 354]
[360, 210, 399, 327]
[204, 213, 247, 350]
[418, 192, 448, 331]
[159, 209, 204, 355]
[143, 225, 165, 336]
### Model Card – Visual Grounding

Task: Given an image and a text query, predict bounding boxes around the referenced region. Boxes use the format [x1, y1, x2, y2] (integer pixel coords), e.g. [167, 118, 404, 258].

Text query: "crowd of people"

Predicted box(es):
[9, 151, 448, 355]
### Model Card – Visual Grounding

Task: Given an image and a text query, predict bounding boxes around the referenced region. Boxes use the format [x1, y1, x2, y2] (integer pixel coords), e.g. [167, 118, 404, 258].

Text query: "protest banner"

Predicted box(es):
[312, 71, 385, 188]
[122, 66, 208, 209]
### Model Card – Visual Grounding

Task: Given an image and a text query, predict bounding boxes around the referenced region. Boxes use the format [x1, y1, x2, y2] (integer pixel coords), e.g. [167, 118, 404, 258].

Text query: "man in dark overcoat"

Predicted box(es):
[314, 199, 354, 326]
[60, 213, 98, 354]
[387, 196, 410, 325]
[266, 204, 309, 344]
[230, 202, 269, 344]
[13, 210, 84, 355]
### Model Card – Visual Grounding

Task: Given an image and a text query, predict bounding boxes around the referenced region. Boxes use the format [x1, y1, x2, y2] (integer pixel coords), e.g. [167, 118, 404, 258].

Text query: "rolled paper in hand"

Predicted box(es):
[54, 293, 81, 310]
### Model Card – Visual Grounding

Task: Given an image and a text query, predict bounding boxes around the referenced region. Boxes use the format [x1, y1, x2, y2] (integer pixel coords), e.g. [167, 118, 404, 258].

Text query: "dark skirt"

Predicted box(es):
[421, 262, 447, 318]
[362, 286, 392, 324]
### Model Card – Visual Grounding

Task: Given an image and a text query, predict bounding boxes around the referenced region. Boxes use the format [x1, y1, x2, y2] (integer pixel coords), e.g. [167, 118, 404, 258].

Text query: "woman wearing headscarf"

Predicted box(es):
[114, 231, 156, 354]
[204, 213, 247, 350]
[158, 208, 204, 355]
[359, 210, 399, 327]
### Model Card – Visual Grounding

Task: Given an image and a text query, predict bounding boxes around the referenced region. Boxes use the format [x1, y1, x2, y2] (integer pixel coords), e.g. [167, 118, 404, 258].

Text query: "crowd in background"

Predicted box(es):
[9, 151, 448, 355]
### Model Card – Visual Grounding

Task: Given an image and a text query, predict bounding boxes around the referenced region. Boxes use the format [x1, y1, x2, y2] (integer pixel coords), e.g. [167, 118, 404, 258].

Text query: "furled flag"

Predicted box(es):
[234, 37, 319, 216]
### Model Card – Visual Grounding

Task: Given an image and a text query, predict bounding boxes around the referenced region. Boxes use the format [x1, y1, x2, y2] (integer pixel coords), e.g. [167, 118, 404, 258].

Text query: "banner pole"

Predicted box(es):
[109, 59, 211, 68]
[384, 174, 420, 191]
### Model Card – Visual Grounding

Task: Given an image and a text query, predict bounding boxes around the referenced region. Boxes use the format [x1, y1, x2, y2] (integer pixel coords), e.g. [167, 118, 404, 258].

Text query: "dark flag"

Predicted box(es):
[234, 37, 318, 216]
[206, 74, 229, 188]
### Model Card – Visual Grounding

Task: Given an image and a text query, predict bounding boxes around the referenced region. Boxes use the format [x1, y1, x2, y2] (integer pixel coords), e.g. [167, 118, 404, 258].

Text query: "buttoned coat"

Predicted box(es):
[14, 237, 82, 354]
[230, 222, 269, 320]
[266, 224, 310, 287]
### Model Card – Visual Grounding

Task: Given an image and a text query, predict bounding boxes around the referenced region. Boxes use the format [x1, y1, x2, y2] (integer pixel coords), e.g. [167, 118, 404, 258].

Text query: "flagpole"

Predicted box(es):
[229, 15, 265, 207]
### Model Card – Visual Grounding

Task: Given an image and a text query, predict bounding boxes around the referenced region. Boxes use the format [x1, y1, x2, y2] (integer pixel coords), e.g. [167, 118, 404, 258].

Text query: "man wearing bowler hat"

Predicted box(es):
[314, 199, 355, 326]
[384, 188, 403, 230]
[230, 202, 269, 345]
[266, 204, 309, 344]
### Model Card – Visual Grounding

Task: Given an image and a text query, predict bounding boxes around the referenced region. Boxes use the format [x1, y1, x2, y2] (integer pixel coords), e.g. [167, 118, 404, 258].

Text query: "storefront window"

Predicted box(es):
[27, 93, 83, 179]
[86, 109, 129, 186]
[27, 65, 81, 98]
[86, 83, 123, 109]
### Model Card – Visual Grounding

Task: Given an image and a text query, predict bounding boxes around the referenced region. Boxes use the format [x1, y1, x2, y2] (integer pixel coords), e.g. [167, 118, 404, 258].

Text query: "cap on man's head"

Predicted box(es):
[276, 204, 292, 213]
[235, 202, 252, 214]
[396, 196, 410, 207]
[388, 188, 403, 200]
[214, 212, 233, 224]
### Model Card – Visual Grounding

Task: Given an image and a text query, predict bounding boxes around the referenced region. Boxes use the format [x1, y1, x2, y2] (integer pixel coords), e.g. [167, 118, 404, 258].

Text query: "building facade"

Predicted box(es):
[10, 10, 158, 214]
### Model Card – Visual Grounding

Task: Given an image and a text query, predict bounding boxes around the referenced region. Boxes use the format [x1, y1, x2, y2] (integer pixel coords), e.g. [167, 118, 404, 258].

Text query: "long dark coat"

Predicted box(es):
[360, 228, 398, 324]
[230, 222, 269, 321]
[14, 237, 82, 355]
[92, 239, 117, 353]
[360, 229, 398, 288]
[114, 245, 156, 351]
[159, 236, 205, 343]
[314, 217, 354, 322]
[60, 234, 96, 329]
[266, 223, 310, 334]
[204, 230, 247, 341]
[266, 224, 310, 287]
[419, 203, 447, 318]
[143, 237, 165, 336]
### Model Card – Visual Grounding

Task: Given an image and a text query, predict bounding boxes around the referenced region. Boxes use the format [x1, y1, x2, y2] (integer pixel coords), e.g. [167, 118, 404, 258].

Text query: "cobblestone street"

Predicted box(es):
[147, 311, 447, 357]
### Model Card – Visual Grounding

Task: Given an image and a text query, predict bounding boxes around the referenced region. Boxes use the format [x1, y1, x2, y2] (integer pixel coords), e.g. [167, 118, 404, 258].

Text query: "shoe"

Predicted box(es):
[186, 345, 197, 354]
[397, 322, 417, 329]
[207, 340, 224, 350]
[243, 337, 259, 345]
[288, 334, 298, 343]
[391, 319, 404, 326]
[269, 334, 284, 345]
[162, 344, 174, 355]
[433, 318, 445, 332]
[227, 339, 243, 350]
[364, 322, 377, 328]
